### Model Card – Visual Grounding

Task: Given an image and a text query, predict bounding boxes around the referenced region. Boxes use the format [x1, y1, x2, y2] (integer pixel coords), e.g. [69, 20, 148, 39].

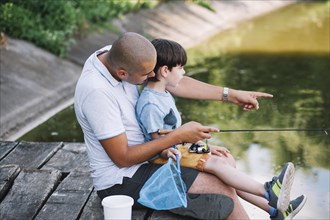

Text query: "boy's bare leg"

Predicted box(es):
[237, 190, 269, 212]
[188, 172, 250, 220]
[204, 156, 265, 196]
[214, 153, 270, 213]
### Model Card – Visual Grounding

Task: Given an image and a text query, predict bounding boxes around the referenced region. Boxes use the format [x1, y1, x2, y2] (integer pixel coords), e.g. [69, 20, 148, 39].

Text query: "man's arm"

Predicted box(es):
[167, 76, 222, 100]
[166, 76, 273, 111]
[100, 121, 218, 167]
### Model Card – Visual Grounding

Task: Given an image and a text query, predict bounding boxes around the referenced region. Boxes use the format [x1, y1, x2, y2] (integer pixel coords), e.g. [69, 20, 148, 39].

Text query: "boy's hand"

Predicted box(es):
[162, 148, 182, 161]
[210, 145, 230, 157]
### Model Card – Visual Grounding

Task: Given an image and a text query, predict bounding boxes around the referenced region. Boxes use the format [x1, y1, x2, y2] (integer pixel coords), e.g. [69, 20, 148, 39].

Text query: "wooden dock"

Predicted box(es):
[0, 141, 191, 220]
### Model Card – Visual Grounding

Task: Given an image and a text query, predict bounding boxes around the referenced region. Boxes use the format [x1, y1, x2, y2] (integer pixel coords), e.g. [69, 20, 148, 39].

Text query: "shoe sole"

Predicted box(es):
[170, 193, 234, 220]
[277, 162, 295, 212]
[286, 195, 307, 220]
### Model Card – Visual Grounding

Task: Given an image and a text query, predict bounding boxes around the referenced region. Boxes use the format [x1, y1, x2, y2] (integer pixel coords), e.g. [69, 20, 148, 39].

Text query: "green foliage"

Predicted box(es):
[191, 0, 215, 12]
[0, 0, 213, 57]
[1, 0, 78, 57]
[0, 3, 35, 38]
[0, 0, 157, 57]
[160, 0, 215, 11]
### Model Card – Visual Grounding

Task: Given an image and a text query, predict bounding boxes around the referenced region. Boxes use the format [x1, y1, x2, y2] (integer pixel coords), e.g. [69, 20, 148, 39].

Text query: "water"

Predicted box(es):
[20, 3, 329, 219]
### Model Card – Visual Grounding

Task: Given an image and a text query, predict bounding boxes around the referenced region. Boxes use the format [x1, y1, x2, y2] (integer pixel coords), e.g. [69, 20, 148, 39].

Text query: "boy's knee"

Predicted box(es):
[209, 154, 235, 168]
[227, 153, 236, 167]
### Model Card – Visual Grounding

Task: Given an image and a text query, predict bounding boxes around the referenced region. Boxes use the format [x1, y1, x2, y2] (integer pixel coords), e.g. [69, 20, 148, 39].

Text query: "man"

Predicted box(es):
[74, 32, 273, 219]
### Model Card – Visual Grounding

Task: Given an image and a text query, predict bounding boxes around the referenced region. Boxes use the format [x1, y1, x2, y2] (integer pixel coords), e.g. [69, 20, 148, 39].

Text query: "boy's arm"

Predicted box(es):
[166, 76, 273, 111]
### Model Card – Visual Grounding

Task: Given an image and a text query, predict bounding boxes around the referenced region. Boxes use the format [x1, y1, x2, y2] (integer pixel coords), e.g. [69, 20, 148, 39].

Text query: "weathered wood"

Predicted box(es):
[79, 190, 103, 220]
[0, 141, 63, 169]
[42, 142, 89, 173]
[0, 165, 20, 202]
[79, 190, 151, 220]
[0, 141, 18, 161]
[0, 169, 62, 220]
[0, 142, 187, 220]
[35, 170, 93, 220]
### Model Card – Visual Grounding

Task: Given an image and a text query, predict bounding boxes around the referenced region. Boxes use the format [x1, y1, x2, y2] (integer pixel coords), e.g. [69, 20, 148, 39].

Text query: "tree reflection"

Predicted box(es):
[177, 53, 329, 169]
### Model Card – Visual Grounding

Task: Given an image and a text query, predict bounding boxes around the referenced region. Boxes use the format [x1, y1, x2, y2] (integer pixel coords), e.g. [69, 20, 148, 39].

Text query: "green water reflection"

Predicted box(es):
[19, 3, 330, 218]
[188, 1, 329, 59]
[181, 53, 329, 169]
[181, 2, 330, 171]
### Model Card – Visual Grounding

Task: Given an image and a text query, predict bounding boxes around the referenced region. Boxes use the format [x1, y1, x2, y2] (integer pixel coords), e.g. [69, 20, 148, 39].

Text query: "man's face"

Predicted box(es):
[126, 60, 156, 85]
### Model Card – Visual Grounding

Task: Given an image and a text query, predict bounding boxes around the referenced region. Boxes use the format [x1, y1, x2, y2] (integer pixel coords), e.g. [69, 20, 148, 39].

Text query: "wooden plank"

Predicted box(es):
[79, 190, 103, 220]
[0, 164, 20, 202]
[0, 141, 63, 169]
[80, 190, 151, 220]
[0, 141, 18, 161]
[42, 143, 89, 173]
[0, 169, 62, 220]
[35, 170, 93, 220]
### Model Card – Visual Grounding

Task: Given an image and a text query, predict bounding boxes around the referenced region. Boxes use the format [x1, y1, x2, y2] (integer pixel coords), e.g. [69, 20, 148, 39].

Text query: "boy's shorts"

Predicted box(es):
[152, 144, 210, 171]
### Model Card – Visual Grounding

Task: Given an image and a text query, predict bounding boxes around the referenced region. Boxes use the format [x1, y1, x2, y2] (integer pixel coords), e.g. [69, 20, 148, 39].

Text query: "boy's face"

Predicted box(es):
[166, 65, 185, 87]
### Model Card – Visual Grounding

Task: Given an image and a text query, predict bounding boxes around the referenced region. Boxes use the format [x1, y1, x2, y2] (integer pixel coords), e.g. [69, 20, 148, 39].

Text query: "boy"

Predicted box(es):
[136, 38, 306, 220]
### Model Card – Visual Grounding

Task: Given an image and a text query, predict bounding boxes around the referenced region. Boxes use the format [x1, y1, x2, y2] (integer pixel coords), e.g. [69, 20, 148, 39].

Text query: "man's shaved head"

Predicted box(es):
[108, 32, 156, 73]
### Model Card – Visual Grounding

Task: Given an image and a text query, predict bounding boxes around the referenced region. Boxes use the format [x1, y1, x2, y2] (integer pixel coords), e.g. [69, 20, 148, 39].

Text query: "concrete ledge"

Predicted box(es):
[0, 38, 81, 140]
[68, 0, 295, 65]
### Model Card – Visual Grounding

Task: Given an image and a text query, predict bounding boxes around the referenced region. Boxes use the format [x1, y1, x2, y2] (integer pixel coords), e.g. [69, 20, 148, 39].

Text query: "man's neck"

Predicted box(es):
[97, 52, 121, 81]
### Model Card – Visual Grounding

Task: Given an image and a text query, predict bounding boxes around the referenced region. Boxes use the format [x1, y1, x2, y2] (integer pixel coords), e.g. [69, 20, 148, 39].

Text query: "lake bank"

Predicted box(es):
[0, 1, 294, 140]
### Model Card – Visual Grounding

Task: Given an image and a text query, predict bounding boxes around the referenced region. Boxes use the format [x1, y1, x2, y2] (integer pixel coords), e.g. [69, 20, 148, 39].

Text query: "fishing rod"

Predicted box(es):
[157, 128, 330, 135]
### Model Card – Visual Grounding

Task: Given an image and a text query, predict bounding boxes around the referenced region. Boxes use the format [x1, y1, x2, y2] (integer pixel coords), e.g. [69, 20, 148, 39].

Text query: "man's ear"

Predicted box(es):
[117, 69, 128, 80]
[160, 66, 169, 78]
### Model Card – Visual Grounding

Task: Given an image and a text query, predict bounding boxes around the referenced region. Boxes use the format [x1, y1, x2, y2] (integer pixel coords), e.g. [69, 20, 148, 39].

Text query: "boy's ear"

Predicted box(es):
[159, 66, 169, 78]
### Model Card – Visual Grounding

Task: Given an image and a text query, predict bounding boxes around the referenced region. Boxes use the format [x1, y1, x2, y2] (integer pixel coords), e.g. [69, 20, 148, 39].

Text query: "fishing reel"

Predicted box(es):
[189, 143, 210, 154]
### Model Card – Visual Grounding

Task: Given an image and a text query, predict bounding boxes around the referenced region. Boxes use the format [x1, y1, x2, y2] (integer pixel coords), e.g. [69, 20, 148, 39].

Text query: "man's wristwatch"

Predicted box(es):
[222, 87, 229, 102]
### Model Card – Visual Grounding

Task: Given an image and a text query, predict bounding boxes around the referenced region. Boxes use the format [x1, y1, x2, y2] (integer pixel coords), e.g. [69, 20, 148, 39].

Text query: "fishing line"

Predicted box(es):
[157, 128, 330, 135]
[217, 128, 329, 135]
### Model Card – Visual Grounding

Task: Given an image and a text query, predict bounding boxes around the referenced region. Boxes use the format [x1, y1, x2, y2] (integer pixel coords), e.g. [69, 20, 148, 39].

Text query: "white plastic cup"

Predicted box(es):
[102, 195, 134, 220]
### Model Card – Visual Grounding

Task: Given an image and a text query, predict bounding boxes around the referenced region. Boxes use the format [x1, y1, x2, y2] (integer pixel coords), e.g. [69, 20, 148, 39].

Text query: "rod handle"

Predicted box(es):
[157, 129, 173, 135]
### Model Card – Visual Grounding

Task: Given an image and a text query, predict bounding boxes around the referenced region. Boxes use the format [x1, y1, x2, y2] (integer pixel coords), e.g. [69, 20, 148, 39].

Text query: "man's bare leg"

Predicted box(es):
[188, 172, 250, 220]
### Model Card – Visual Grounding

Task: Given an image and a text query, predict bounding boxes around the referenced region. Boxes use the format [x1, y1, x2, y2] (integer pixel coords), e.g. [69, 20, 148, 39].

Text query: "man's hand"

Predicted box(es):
[172, 121, 219, 144]
[228, 89, 273, 111]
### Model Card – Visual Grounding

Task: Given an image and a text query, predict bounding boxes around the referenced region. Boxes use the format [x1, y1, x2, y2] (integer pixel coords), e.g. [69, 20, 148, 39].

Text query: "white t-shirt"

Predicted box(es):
[74, 45, 147, 190]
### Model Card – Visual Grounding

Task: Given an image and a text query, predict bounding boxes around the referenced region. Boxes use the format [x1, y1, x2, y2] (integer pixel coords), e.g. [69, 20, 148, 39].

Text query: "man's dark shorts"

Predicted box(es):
[97, 162, 199, 208]
[97, 163, 234, 219]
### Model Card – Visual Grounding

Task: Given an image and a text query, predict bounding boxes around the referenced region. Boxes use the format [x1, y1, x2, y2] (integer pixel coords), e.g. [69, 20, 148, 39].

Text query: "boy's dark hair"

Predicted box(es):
[149, 39, 187, 82]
